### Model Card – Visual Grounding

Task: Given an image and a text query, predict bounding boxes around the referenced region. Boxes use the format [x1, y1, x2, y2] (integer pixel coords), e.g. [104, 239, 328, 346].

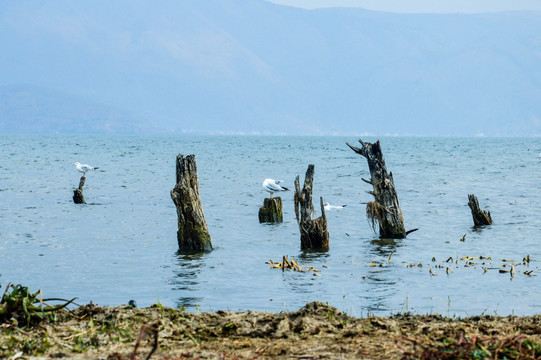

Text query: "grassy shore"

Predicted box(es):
[1, 301, 541, 359]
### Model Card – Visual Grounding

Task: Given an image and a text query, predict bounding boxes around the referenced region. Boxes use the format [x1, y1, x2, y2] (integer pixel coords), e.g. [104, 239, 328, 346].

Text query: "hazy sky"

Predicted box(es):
[266, 0, 541, 13]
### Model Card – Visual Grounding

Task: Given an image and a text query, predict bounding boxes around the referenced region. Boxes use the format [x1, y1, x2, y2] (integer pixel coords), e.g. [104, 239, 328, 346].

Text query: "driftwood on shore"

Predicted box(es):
[170, 154, 212, 252]
[72, 176, 86, 204]
[347, 139, 413, 239]
[259, 197, 283, 223]
[294, 165, 329, 250]
[468, 194, 493, 226]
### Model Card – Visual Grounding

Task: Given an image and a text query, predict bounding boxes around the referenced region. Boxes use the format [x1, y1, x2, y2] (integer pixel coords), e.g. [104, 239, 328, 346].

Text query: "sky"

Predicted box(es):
[266, 0, 541, 13]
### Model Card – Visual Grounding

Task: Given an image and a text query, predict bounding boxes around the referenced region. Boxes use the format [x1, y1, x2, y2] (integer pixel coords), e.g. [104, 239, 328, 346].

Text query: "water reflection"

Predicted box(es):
[170, 251, 207, 310]
[277, 251, 331, 296]
[297, 250, 330, 261]
[361, 237, 403, 314]
[369, 237, 402, 257]
[471, 225, 490, 233]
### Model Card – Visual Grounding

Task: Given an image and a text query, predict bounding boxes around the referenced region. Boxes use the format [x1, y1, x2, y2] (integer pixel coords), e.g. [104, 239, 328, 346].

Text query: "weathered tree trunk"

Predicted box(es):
[468, 194, 493, 226]
[73, 176, 86, 204]
[294, 165, 329, 250]
[347, 139, 407, 238]
[170, 154, 212, 252]
[259, 197, 283, 223]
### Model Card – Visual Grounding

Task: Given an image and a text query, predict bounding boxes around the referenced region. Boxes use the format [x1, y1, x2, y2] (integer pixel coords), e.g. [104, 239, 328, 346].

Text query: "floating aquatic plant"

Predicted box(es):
[266, 256, 321, 274]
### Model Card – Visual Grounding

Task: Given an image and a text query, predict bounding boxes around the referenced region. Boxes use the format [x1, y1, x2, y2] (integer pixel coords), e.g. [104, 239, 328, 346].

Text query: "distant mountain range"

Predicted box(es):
[0, 85, 153, 134]
[1, 0, 540, 136]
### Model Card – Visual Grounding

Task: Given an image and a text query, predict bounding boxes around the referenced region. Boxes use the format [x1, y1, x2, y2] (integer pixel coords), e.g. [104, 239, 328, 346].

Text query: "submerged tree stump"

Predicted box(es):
[347, 139, 408, 238]
[468, 194, 493, 226]
[294, 165, 329, 250]
[259, 197, 283, 223]
[170, 154, 212, 252]
[73, 176, 86, 204]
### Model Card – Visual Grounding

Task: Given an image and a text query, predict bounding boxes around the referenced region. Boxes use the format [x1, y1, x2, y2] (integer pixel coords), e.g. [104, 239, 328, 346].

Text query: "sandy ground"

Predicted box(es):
[1, 302, 541, 359]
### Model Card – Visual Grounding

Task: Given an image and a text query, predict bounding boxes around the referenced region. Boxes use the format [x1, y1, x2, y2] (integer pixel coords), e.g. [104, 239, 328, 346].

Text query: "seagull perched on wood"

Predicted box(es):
[324, 202, 347, 211]
[262, 178, 289, 199]
[74, 162, 98, 177]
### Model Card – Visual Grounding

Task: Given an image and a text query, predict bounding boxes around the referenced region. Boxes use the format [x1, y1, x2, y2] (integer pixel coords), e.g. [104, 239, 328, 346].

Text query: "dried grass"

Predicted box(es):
[366, 201, 387, 233]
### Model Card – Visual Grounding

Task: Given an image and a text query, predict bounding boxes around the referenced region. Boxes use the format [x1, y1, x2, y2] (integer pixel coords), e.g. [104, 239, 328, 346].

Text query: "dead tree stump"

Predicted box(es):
[170, 154, 212, 252]
[294, 165, 329, 250]
[259, 197, 283, 223]
[468, 194, 493, 226]
[347, 139, 408, 238]
[73, 176, 86, 204]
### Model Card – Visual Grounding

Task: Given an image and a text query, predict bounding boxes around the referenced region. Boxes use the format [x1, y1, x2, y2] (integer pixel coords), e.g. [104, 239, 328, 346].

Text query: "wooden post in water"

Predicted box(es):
[170, 154, 212, 252]
[259, 197, 283, 223]
[73, 176, 86, 204]
[294, 164, 329, 250]
[347, 139, 410, 239]
[468, 194, 493, 226]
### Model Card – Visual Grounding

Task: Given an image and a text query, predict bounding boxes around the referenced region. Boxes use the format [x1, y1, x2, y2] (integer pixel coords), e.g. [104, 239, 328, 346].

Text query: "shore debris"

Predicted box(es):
[2, 301, 541, 359]
[0, 283, 77, 326]
[398, 334, 541, 360]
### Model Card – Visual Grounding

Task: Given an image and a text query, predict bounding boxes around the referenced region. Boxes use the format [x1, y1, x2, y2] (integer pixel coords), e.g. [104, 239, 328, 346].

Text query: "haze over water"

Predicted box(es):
[1, 135, 540, 316]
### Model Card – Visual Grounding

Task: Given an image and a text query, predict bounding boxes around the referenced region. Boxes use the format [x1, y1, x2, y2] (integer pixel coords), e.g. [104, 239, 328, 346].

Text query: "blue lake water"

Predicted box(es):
[1, 135, 540, 316]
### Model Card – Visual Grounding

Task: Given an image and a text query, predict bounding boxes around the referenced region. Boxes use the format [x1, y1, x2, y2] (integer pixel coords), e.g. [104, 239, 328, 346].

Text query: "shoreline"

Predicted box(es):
[2, 301, 540, 359]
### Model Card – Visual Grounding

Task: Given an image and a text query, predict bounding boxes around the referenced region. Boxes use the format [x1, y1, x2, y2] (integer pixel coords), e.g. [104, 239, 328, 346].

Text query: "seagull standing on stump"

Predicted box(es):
[74, 162, 98, 177]
[262, 178, 289, 199]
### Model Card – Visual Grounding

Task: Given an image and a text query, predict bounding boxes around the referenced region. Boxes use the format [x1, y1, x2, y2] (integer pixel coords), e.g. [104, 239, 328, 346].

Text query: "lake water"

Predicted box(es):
[1, 135, 540, 316]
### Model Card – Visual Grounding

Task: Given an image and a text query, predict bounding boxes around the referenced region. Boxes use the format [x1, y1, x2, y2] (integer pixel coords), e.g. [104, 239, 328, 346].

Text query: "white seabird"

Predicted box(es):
[262, 178, 289, 199]
[324, 202, 347, 211]
[74, 162, 98, 176]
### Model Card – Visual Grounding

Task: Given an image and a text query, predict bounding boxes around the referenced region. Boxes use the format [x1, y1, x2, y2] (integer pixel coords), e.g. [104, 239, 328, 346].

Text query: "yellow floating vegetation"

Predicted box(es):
[403, 254, 535, 278]
[403, 262, 423, 268]
[266, 256, 321, 274]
